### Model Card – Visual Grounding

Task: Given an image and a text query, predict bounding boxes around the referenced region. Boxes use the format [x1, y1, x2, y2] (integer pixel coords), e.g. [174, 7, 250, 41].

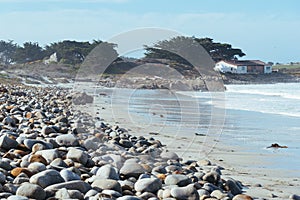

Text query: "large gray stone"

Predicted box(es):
[165, 174, 191, 187]
[91, 179, 122, 193]
[55, 134, 79, 147]
[7, 195, 29, 200]
[0, 171, 6, 184]
[66, 147, 89, 165]
[225, 179, 242, 196]
[0, 135, 18, 150]
[134, 178, 162, 193]
[117, 196, 142, 200]
[41, 126, 56, 135]
[170, 184, 199, 200]
[30, 169, 65, 188]
[35, 149, 59, 163]
[120, 161, 145, 179]
[203, 171, 220, 184]
[60, 168, 81, 182]
[96, 164, 119, 180]
[16, 183, 46, 200]
[45, 180, 91, 194]
[23, 139, 53, 150]
[160, 151, 179, 160]
[83, 137, 102, 151]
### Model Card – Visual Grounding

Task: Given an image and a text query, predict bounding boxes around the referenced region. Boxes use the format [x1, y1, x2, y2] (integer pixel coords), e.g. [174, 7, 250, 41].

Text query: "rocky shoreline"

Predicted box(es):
[0, 83, 266, 200]
[2, 63, 300, 91]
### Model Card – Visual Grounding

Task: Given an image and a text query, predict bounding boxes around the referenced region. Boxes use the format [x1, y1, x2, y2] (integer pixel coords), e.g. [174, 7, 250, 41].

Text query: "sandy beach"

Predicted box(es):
[88, 86, 300, 200]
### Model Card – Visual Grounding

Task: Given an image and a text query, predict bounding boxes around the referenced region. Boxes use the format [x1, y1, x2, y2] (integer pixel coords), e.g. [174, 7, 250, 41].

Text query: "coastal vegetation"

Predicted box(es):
[0, 37, 246, 67]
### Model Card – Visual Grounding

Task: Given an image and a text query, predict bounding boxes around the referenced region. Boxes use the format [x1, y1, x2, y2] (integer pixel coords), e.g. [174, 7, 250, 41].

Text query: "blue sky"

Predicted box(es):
[0, 0, 299, 63]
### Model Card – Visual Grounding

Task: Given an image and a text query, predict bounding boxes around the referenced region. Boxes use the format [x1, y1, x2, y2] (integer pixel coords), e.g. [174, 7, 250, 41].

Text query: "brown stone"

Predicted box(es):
[6, 105, 15, 111]
[25, 112, 33, 119]
[11, 167, 33, 177]
[3, 152, 16, 159]
[233, 194, 253, 200]
[156, 174, 166, 180]
[14, 149, 29, 156]
[29, 154, 48, 165]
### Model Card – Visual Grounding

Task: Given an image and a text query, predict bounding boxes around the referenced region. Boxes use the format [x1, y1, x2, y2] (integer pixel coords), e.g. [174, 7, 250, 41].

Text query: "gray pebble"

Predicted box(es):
[16, 182, 46, 200]
[134, 178, 162, 193]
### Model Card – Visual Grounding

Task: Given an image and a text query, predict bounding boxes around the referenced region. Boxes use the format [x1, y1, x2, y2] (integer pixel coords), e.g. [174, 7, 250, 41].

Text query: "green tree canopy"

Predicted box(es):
[0, 40, 17, 65]
[144, 36, 246, 64]
[13, 42, 45, 64]
[45, 40, 104, 65]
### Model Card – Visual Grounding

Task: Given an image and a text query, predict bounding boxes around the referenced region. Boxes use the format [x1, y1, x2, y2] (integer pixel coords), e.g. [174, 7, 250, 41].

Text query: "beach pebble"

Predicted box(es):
[29, 169, 65, 188]
[91, 179, 122, 193]
[232, 194, 253, 200]
[225, 179, 242, 195]
[45, 180, 92, 194]
[0, 172, 6, 184]
[54, 188, 71, 199]
[11, 168, 33, 177]
[60, 168, 81, 181]
[0, 158, 12, 170]
[50, 158, 68, 169]
[23, 139, 53, 150]
[165, 174, 192, 186]
[35, 149, 59, 163]
[102, 189, 122, 198]
[117, 196, 142, 200]
[16, 183, 46, 200]
[120, 161, 146, 178]
[96, 164, 120, 180]
[29, 154, 48, 165]
[290, 194, 300, 200]
[0, 135, 18, 150]
[197, 159, 211, 166]
[66, 147, 89, 165]
[27, 162, 46, 172]
[55, 188, 84, 200]
[41, 126, 56, 135]
[170, 184, 199, 200]
[83, 137, 101, 150]
[134, 178, 162, 193]
[56, 134, 79, 147]
[203, 172, 220, 184]
[211, 190, 228, 199]
[7, 195, 29, 200]
[160, 151, 179, 160]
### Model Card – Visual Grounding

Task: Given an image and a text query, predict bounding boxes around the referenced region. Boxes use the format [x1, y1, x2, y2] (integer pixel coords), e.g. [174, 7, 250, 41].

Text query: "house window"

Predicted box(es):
[241, 66, 246, 71]
[266, 67, 271, 70]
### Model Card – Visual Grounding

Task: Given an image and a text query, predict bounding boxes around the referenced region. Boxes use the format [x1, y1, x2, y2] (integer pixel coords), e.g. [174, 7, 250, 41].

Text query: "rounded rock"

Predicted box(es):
[165, 174, 192, 187]
[16, 183, 46, 200]
[60, 168, 81, 182]
[134, 178, 162, 193]
[91, 179, 122, 193]
[96, 164, 120, 180]
[66, 147, 89, 165]
[233, 194, 253, 200]
[29, 169, 65, 188]
[170, 184, 199, 200]
[55, 134, 79, 147]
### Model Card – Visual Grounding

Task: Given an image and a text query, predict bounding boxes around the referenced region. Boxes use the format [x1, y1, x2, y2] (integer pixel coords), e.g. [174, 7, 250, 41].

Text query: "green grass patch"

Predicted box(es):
[273, 64, 300, 69]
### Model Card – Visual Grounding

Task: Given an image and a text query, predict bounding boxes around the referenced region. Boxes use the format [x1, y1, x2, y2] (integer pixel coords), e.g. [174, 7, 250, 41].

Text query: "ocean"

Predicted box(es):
[94, 82, 300, 176]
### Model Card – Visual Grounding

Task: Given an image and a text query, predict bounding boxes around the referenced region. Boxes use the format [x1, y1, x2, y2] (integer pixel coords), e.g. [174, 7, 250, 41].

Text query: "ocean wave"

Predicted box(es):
[227, 89, 300, 100]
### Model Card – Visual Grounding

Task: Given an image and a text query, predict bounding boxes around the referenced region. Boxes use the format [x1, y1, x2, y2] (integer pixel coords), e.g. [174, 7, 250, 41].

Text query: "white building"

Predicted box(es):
[214, 60, 272, 74]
